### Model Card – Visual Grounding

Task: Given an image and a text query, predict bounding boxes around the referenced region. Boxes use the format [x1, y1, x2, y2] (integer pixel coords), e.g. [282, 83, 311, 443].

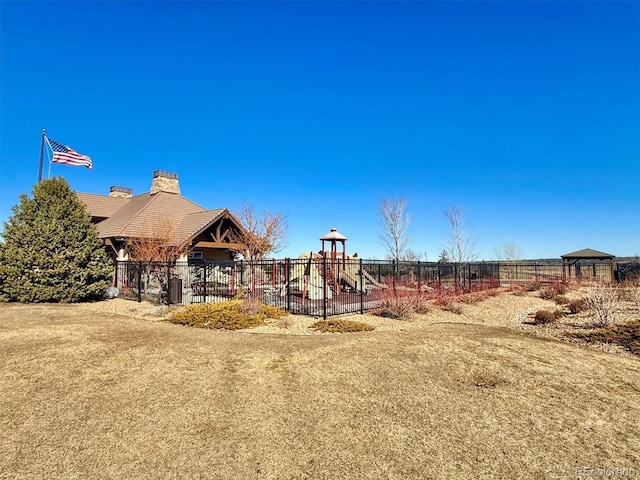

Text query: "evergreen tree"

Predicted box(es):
[0, 177, 113, 302]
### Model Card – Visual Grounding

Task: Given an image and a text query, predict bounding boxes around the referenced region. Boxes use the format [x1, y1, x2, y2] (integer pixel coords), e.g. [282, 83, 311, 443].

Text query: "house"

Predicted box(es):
[76, 170, 246, 262]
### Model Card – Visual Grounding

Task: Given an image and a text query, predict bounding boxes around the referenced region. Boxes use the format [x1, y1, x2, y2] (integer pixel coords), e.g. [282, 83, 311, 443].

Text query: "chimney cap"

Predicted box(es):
[110, 186, 132, 194]
[109, 186, 133, 198]
[153, 170, 178, 179]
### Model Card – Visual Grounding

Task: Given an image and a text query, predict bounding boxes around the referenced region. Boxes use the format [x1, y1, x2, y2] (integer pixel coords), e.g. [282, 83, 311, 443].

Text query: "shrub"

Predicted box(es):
[554, 281, 568, 295]
[0, 177, 113, 303]
[238, 297, 261, 315]
[534, 309, 564, 325]
[276, 317, 294, 329]
[584, 283, 619, 327]
[376, 296, 416, 320]
[568, 298, 588, 314]
[168, 299, 287, 330]
[554, 295, 570, 305]
[526, 282, 542, 292]
[460, 291, 490, 304]
[509, 284, 526, 296]
[373, 285, 430, 320]
[233, 285, 249, 300]
[442, 300, 464, 315]
[540, 281, 568, 300]
[539, 289, 554, 300]
[619, 277, 640, 313]
[572, 321, 640, 356]
[311, 319, 375, 333]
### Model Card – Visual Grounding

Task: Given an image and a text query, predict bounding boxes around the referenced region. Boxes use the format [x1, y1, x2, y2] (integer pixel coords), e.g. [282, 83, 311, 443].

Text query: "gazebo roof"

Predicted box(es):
[320, 227, 347, 241]
[561, 248, 615, 260]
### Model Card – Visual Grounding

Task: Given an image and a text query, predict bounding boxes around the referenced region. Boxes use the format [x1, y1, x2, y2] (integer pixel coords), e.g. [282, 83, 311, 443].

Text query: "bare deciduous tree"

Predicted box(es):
[126, 217, 193, 299]
[127, 217, 192, 262]
[378, 196, 412, 261]
[443, 204, 477, 263]
[229, 205, 288, 261]
[495, 242, 523, 262]
[401, 249, 422, 262]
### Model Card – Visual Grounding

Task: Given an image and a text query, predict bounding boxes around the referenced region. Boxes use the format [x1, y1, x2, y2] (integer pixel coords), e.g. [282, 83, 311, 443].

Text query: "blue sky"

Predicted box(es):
[1, 1, 639, 260]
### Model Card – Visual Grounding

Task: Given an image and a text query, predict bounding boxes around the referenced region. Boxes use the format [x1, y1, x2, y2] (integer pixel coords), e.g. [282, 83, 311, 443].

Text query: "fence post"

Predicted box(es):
[272, 259, 276, 289]
[286, 258, 291, 313]
[454, 263, 459, 292]
[114, 260, 119, 288]
[231, 262, 238, 295]
[322, 254, 327, 319]
[417, 261, 421, 290]
[166, 262, 171, 305]
[137, 261, 142, 303]
[392, 260, 396, 291]
[203, 262, 208, 304]
[359, 258, 364, 315]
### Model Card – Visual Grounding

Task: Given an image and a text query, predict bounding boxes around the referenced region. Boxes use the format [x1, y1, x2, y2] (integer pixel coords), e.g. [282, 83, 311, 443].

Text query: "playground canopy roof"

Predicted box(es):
[320, 228, 347, 241]
[560, 248, 615, 261]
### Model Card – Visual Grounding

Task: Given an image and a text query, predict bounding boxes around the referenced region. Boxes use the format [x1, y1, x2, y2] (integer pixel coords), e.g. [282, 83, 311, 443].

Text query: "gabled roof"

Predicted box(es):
[176, 209, 226, 240]
[561, 248, 615, 259]
[76, 192, 131, 219]
[76, 191, 233, 243]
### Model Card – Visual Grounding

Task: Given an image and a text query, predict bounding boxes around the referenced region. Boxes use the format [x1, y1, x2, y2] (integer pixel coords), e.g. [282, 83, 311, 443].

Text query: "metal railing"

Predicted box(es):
[113, 258, 634, 317]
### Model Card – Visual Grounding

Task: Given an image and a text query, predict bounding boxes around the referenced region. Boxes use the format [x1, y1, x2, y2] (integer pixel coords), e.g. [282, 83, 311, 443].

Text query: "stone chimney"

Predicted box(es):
[109, 186, 132, 198]
[150, 170, 180, 195]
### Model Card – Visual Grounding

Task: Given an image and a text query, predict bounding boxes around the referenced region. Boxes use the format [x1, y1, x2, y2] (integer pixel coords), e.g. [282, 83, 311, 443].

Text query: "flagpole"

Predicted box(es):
[38, 129, 46, 183]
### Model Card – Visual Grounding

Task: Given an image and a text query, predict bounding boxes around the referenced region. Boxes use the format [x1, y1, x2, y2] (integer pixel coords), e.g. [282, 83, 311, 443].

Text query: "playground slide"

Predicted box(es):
[360, 269, 387, 289]
[339, 267, 387, 290]
[339, 270, 361, 291]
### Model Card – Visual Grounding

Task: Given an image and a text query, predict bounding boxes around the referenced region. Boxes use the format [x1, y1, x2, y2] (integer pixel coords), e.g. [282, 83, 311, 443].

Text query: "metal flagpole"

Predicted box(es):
[47, 144, 52, 179]
[38, 129, 46, 183]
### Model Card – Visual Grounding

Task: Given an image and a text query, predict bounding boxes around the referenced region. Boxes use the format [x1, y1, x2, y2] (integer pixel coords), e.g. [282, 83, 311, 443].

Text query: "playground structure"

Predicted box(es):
[185, 227, 388, 302]
[114, 227, 390, 309]
[286, 228, 387, 301]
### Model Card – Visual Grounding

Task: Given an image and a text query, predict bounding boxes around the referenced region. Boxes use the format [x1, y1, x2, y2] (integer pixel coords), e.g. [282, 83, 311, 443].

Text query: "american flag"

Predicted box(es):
[46, 137, 92, 169]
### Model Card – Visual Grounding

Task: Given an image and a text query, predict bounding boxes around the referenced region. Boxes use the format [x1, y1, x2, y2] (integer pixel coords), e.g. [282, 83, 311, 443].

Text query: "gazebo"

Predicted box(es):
[561, 248, 615, 282]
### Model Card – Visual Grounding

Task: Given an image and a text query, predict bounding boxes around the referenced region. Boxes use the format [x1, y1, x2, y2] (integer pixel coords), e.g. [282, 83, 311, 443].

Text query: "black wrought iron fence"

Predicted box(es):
[113, 258, 631, 317]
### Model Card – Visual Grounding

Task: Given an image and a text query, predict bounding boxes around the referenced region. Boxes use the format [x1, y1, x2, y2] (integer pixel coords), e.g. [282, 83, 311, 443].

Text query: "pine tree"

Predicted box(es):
[0, 177, 113, 303]
[438, 249, 450, 263]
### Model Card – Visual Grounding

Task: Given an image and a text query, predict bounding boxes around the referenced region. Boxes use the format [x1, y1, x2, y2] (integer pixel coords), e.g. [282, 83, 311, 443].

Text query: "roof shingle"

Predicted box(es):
[78, 190, 227, 243]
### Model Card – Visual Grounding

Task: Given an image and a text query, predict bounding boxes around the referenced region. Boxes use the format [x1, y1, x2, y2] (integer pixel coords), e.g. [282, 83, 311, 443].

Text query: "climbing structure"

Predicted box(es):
[286, 228, 387, 301]
[320, 227, 348, 294]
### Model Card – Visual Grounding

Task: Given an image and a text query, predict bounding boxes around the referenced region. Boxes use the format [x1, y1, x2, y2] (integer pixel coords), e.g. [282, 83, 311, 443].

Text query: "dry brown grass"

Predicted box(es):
[1, 300, 639, 479]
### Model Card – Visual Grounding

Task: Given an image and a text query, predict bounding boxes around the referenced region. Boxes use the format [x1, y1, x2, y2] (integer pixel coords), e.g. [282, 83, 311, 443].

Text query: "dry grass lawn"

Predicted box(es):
[1, 296, 639, 479]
